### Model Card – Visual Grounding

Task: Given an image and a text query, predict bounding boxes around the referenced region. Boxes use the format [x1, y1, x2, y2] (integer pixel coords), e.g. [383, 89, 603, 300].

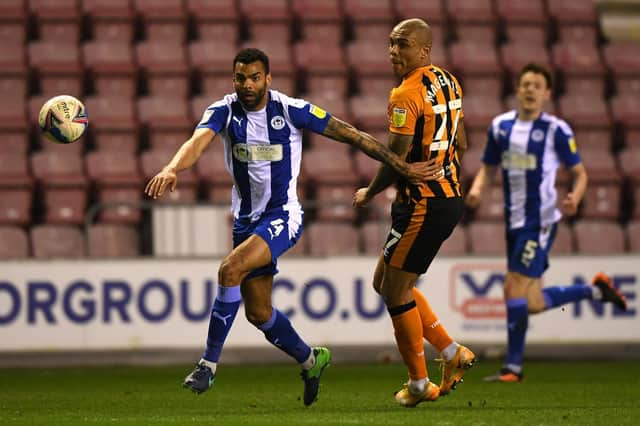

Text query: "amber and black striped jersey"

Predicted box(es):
[388, 64, 464, 200]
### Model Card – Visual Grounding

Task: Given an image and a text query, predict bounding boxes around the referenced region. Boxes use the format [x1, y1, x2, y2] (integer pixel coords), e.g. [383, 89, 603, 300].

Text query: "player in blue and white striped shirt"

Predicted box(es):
[145, 48, 441, 404]
[466, 63, 627, 382]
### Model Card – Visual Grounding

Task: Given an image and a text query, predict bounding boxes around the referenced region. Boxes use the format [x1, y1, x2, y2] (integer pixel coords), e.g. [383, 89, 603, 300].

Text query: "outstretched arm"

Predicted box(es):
[321, 116, 439, 184]
[561, 162, 588, 216]
[145, 127, 216, 199]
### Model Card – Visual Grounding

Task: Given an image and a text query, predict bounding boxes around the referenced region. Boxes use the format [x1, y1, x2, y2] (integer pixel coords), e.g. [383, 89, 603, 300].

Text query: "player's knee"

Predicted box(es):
[245, 305, 271, 326]
[218, 257, 243, 286]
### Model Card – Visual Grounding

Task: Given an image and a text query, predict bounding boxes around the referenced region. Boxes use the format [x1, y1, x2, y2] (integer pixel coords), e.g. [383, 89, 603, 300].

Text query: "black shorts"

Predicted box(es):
[383, 197, 464, 274]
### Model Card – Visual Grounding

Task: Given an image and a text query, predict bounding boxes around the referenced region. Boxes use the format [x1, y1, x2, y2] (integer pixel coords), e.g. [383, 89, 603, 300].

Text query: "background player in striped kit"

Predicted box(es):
[466, 63, 628, 382]
[353, 18, 476, 407]
[145, 48, 442, 406]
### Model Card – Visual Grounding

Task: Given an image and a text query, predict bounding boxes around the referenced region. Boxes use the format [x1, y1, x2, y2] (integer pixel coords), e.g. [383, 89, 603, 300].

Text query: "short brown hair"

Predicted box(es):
[518, 63, 553, 90]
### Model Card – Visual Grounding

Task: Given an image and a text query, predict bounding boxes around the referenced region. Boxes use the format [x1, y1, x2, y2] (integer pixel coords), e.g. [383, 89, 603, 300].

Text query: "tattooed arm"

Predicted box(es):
[321, 115, 438, 184]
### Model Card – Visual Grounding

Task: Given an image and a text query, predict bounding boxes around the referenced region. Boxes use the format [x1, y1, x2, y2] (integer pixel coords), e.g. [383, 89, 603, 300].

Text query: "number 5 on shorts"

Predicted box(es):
[521, 240, 538, 268]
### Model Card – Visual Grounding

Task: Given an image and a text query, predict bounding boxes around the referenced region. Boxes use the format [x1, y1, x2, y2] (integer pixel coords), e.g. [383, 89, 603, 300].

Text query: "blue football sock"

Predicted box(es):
[202, 285, 241, 362]
[505, 298, 528, 368]
[542, 285, 593, 310]
[258, 308, 311, 363]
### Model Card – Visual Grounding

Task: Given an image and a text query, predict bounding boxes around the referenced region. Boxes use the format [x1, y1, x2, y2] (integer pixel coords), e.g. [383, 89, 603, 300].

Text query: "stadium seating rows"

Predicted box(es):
[1, 0, 638, 258]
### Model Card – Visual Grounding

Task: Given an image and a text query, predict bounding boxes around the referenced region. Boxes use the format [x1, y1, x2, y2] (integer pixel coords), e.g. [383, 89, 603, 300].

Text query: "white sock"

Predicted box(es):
[592, 286, 603, 300]
[199, 358, 217, 374]
[409, 378, 427, 394]
[505, 363, 522, 374]
[441, 342, 460, 362]
[301, 350, 316, 370]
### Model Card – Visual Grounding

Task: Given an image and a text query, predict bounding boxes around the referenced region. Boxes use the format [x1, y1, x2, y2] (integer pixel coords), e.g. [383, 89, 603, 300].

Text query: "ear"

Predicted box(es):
[266, 73, 272, 87]
[422, 45, 431, 60]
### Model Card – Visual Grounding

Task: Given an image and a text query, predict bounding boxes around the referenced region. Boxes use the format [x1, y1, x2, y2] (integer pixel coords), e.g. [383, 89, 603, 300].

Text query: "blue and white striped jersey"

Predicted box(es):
[482, 111, 581, 230]
[197, 90, 331, 222]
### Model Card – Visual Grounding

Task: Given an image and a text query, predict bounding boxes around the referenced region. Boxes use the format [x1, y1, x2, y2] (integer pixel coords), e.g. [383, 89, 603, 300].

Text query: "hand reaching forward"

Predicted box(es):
[353, 187, 372, 208]
[145, 168, 177, 199]
[561, 192, 580, 216]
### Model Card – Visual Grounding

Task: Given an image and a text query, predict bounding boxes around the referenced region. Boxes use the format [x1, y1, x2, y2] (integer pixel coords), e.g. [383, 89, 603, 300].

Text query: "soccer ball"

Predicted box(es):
[38, 95, 88, 144]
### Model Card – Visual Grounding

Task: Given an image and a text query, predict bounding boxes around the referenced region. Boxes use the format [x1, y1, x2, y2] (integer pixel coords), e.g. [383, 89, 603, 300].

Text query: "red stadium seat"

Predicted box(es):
[603, 43, 640, 79]
[0, 134, 29, 154]
[574, 220, 626, 254]
[461, 76, 503, 97]
[0, 225, 29, 258]
[580, 183, 621, 220]
[97, 187, 143, 223]
[249, 22, 292, 43]
[461, 96, 505, 131]
[551, 222, 574, 254]
[394, 0, 447, 23]
[83, 0, 136, 42]
[358, 77, 398, 97]
[88, 224, 140, 257]
[134, 0, 187, 42]
[618, 146, 640, 182]
[83, 41, 137, 97]
[346, 39, 393, 78]
[30, 0, 81, 42]
[0, 43, 28, 98]
[468, 221, 506, 255]
[446, 0, 497, 24]
[186, 0, 238, 42]
[557, 25, 598, 44]
[504, 25, 547, 44]
[460, 144, 485, 182]
[306, 133, 353, 155]
[616, 77, 640, 95]
[611, 94, 640, 129]
[348, 93, 389, 131]
[495, 0, 546, 24]
[551, 41, 606, 78]
[563, 77, 605, 98]
[450, 41, 502, 77]
[625, 129, 640, 149]
[292, 0, 343, 22]
[360, 220, 386, 255]
[366, 187, 396, 221]
[351, 22, 394, 43]
[500, 42, 552, 76]
[31, 225, 86, 258]
[354, 150, 380, 184]
[0, 189, 32, 226]
[452, 24, 496, 44]
[240, 0, 291, 22]
[28, 41, 83, 95]
[137, 95, 192, 150]
[0, 96, 27, 134]
[439, 225, 468, 256]
[135, 41, 189, 97]
[0, 151, 32, 189]
[0, 0, 27, 44]
[578, 149, 621, 184]
[189, 39, 237, 76]
[42, 188, 87, 225]
[85, 150, 142, 187]
[195, 141, 234, 200]
[301, 147, 358, 185]
[314, 184, 358, 222]
[344, 0, 393, 23]
[305, 75, 349, 98]
[557, 94, 611, 130]
[573, 129, 613, 152]
[294, 41, 348, 76]
[627, 221, 640, 252]
[307, 221, 360, 256]
[30, 150, 87, 188]
[84, 96, 139, 152]
[547, 0, 597, 24]
[299, 21, 344, 44]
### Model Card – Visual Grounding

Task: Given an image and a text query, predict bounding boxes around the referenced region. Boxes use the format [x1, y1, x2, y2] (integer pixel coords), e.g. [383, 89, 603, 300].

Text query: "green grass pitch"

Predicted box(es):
[1, 360, 638, 425]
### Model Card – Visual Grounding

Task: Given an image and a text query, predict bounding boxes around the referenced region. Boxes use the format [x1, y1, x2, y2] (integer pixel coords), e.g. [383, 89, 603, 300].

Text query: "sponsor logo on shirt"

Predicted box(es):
[531, 129, 545, 142]
[309, 104, 327, 119]
[501, 151, 537, 170]
[569, 137, 577, 153]
[392, 107, 407, 127]
[232, 144, 283, 162]
[199, 109, 214, 125]
[270, 115, 285, 130]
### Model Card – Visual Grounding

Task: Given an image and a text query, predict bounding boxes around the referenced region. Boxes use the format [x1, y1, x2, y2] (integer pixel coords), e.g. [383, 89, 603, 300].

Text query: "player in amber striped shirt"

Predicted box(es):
[353, 18, 475, 407]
